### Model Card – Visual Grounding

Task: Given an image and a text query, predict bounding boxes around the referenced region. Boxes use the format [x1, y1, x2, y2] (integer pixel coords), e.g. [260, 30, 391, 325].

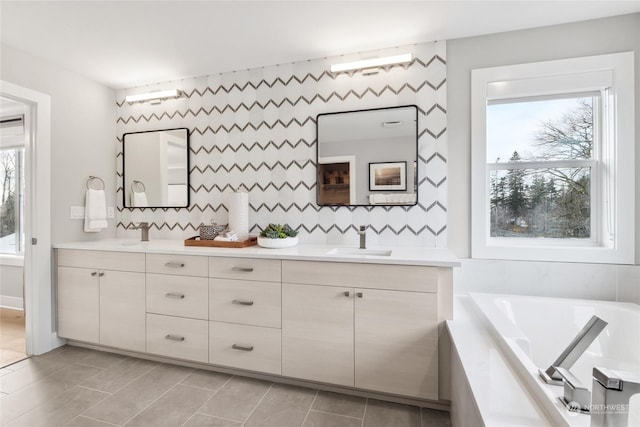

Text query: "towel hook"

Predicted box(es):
[131, 180, 146, 193]
[86, 176, 105, 190]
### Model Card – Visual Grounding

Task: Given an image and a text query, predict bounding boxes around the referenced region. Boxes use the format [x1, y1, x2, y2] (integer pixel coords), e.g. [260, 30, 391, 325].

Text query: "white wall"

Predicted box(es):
[0, 265, 23, 309]
[0, 44, 117, 244]
[446, 13, 640, 303]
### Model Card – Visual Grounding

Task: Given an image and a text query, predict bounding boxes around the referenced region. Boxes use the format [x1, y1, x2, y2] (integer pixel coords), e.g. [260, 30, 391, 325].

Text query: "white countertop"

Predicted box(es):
[54, 239, 461, 267]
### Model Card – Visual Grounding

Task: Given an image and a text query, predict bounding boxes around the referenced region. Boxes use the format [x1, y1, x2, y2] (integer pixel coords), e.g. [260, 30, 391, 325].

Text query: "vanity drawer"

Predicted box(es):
[146, 274, 208, 320]
[209, 279, 281, 328]
[146, 253, 208, 277]
[282, 260, 439, 293]
[146, 314, 208, 363]
[58, 249, 145, 272]
[209, 257, 281, 282]
[209, 321, 281, 375]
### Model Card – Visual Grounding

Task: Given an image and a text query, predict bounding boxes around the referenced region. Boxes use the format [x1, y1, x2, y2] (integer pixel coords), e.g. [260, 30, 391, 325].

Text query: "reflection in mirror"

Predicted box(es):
[317, 105, 418, 206]
[123, 128, 189, 208]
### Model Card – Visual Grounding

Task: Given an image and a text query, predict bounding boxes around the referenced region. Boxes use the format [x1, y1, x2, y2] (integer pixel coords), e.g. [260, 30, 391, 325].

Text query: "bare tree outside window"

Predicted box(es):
[0, 149, 16, 238]
[489, 98, 593, 239]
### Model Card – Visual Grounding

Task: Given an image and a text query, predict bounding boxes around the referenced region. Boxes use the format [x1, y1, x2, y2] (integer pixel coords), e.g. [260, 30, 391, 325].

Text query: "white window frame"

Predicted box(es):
[471, 52, 635, 264]
[0, 115, 25, 257]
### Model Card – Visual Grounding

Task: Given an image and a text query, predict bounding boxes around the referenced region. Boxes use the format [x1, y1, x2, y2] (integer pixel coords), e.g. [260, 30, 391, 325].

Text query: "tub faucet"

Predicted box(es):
[134, 222, 150, 241]
[357, 225, 367, 249]
[540, 315, 608, 385]
[590, 367, 640, 427]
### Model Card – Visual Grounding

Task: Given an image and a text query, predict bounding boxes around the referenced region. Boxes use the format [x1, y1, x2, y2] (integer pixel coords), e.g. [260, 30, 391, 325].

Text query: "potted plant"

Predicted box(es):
[257, 224, 299, 248]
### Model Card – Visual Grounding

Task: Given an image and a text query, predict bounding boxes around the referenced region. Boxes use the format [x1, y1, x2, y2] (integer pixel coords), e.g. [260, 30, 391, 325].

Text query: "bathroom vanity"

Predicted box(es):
[54, 240, 459, 405]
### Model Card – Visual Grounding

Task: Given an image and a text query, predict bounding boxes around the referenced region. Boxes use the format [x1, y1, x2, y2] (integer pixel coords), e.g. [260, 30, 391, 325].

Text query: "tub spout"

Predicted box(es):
[590, 367, 640, 427]
[540, 315, 608, 385]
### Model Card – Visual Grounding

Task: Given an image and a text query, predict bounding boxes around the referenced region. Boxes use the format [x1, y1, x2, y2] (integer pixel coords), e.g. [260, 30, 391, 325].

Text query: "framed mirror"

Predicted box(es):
[316, 105, 418, 206]
[123, 128, 189, 208]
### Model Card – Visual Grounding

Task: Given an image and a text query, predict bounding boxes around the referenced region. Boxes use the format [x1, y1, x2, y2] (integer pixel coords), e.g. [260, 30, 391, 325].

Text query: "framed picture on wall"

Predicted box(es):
[369, 161, 407, 191]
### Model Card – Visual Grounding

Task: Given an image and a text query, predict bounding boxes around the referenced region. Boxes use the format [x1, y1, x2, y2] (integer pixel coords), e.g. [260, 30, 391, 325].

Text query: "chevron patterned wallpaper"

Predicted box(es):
[115, 41, 447, 247]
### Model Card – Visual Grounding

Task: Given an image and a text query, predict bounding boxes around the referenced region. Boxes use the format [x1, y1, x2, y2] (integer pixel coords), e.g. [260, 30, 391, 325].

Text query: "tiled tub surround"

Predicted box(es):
[115, 41, 448, 248]
[53, 240, 459, 413]
[454, 259, 640, 305]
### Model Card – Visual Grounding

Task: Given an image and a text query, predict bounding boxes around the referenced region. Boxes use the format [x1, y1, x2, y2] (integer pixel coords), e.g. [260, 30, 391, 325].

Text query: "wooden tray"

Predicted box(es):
[184, 236, 258, 248]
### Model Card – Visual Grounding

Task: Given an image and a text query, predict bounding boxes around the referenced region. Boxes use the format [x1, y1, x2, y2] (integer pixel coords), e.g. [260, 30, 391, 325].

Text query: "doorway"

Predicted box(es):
[0, 80, 59, 358]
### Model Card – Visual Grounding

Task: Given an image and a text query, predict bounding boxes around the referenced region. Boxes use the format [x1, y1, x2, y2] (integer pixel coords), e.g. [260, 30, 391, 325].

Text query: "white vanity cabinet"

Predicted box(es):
[282, 260, 448, 400]
[208, 257, 282, 375]
[57, 249, 146, 351]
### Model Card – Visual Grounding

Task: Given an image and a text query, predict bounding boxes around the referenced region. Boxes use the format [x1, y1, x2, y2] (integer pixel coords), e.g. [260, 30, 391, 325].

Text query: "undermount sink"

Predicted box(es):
[327, 248, 392, 257]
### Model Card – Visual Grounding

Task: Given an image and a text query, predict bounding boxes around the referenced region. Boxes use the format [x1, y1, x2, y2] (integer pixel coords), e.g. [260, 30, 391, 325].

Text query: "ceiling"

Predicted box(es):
[1, 1, 639, 90]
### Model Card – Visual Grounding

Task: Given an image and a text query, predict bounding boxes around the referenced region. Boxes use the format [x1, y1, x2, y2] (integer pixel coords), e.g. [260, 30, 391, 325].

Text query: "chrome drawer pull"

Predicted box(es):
[356, 292, 363, 298]
[232, 344, 254, 352]
[165, 334, 185, 342]
[165, 292, 185, 299]
[91, 272, 97, 277]
[232, 266, 254, 272]
[165, 262, 185, 268]
[232, 299, 254, 306]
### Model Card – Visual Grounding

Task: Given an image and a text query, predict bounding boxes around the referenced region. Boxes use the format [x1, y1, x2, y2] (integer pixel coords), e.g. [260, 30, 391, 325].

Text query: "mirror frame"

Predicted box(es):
[316, 105, 419, 207]
[122, 127, 190, 209]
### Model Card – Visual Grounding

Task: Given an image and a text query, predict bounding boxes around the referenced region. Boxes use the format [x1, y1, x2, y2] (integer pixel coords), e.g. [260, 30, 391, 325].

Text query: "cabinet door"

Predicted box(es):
[57, 267, 99, 343]
[355, 289, 439, 400]
[100, 270, 146, 352]
[282, 283, 354, 387]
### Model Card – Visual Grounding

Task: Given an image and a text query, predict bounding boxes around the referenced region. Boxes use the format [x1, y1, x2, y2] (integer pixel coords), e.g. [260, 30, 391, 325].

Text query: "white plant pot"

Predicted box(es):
[257, 236, 299, 249]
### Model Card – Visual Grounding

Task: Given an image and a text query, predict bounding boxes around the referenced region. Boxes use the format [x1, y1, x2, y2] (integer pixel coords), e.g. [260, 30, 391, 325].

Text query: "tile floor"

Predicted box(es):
[0, 308, 27, 368]
[0, 346, 452, 427]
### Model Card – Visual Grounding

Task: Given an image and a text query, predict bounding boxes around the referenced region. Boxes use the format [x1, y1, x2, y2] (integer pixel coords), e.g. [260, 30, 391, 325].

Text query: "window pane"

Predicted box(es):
[487, 96, 595, 163]
[0, 148, 20, 254]
[490, 167, 590, 239]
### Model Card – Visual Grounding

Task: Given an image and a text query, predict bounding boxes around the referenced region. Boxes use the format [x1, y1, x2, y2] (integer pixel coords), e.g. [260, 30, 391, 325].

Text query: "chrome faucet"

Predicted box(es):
[590, 367, 640, 427]
[357, 225, 367, 249]
[540, 315, 608, 385]
[133, 222, 150, 241]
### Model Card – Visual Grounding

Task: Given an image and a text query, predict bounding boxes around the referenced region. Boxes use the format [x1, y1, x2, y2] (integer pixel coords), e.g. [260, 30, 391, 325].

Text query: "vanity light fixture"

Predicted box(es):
[330, 53, 414, 73]
[125, 89, 182, 104]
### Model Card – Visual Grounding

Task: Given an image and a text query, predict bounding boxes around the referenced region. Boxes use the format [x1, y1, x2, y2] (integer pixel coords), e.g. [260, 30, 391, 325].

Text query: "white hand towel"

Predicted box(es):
[84, 188, 108, 232]
[132, 191, 148, 207]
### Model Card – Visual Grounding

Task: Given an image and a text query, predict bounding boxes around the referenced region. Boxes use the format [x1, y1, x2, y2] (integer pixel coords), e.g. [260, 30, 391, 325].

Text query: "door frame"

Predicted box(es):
[1, 80, 62, 355]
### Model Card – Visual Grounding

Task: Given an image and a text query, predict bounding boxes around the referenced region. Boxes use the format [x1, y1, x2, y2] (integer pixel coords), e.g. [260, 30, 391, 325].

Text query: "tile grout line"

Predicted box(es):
[361, 398, 368, 427]
[117, 367, 195, 426]
[240, 382, 274, 427]
[309, 408, 363, 421]
[194, 412, 246, 424]
[299, 389, 319, 426]
[80, 360, 161, 397]
[69, 414, 122, 426]
[186, 373, 235, 423]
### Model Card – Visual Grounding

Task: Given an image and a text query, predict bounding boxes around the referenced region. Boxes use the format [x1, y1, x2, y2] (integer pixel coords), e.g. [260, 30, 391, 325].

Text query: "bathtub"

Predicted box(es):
[469, 293, 640, 427]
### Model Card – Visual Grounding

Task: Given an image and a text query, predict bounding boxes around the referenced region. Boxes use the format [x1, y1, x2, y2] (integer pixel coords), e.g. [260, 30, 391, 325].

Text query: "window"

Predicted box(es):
[0, 116, 25, 255]
[471, 53, 634, 264]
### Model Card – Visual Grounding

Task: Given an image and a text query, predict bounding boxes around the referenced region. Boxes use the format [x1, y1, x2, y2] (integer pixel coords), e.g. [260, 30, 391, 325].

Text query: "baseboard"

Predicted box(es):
[0, 295, 24, 310]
